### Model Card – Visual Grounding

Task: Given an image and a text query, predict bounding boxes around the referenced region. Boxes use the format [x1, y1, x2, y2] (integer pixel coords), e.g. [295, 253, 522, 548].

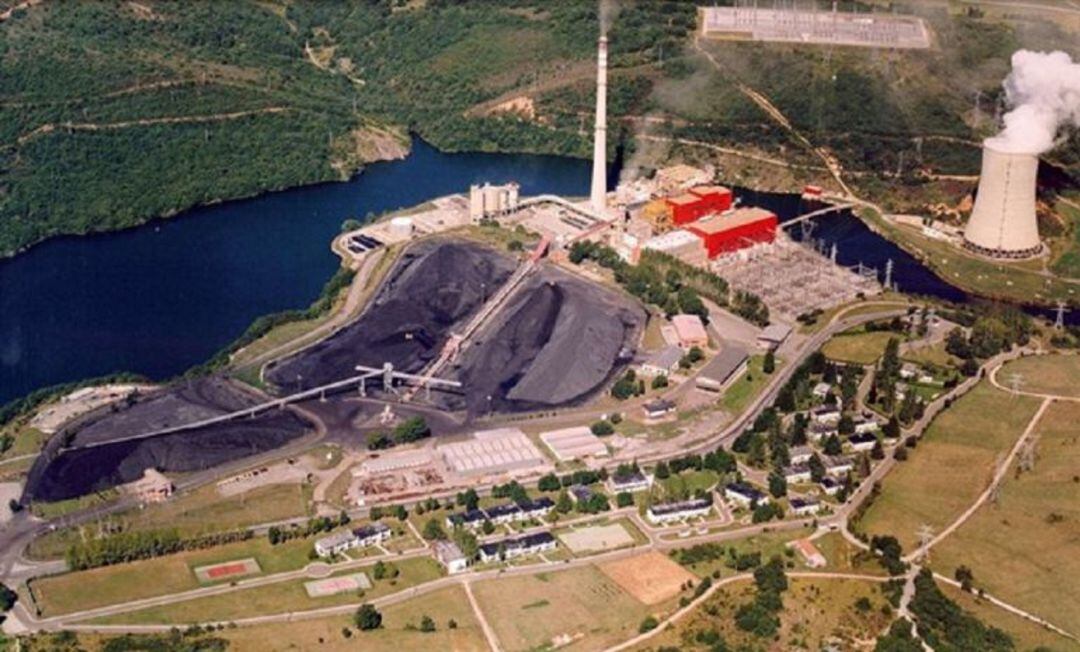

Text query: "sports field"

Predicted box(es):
[219, 586, 487, 651]
[932, 400, 1080, 633]
[558, 523, 635, 554]
[32, 536, 313, 616]
[472, 565, 658, 652]
[998, 354, 1080, 398]
[857, 381, 1042, 550]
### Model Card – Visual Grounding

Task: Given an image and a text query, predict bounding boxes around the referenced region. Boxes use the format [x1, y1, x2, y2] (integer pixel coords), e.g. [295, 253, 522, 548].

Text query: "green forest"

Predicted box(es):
[1, 0, 1077, 255]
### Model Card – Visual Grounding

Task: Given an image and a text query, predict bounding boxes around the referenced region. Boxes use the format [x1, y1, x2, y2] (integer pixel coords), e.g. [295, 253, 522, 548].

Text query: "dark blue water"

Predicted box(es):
[0, 139, 598, 405]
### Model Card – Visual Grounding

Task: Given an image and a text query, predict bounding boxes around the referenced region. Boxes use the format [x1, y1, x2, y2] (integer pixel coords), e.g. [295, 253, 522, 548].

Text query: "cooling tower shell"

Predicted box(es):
[962, 143, 1042, 259]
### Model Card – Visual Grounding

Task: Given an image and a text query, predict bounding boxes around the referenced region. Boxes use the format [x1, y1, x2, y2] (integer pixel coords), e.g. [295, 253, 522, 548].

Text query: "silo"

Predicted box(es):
[962, 142, 1042, 259]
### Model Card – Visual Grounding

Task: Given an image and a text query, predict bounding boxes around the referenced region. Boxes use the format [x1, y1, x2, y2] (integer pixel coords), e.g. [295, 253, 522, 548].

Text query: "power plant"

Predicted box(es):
[962, 142, 1043, 260]
[590, 35, 608, 215]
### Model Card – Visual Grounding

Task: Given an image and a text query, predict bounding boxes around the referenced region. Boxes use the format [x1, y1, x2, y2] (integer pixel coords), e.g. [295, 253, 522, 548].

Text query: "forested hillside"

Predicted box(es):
[1, 0, 1077, 256]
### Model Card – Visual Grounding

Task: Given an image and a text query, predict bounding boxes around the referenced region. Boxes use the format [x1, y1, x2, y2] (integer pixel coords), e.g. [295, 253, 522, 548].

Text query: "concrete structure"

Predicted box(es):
[607, 470, 652, 494]
[590, 35, 608, 213]
[671, 314, 709, 349]
[695, 345, 749, 393]
[724, 482, 769, 508]
[962, 142, 1042, 259]
[757, 323, 792, 350]
[642, 229, 708, 266]
[539, 426, 608, 462]
[686, 208, 778, 258]
[701, 5, 930, 49]
[433, 540, 469, 574]
[479, 531, 557, 563]
[305, 572, 373, 598]
[469, 182, 520, 221]
[646, 497, 713, 524]
[438, 428, 546, 477]
[809, 404, 841, 425]
[128, 468, 173, 504]
[640, 345, 683, 377]
[389, 216, 414, 238]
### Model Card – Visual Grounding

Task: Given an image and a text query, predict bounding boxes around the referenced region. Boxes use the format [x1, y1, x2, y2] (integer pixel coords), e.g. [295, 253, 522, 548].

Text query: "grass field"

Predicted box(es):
[634, 577, 892, 652]
[675, 529, 813, 579]
[721, 355, 772, 415]
[902, 340, 961, 369]
[941, 584, 1080, 652]
[91, 557, 443, 625]
[29, 482, 313, 560]
[857, 381, 1042, 551]
[215, 586, 487, 651]
[471, 564, 659, 652]
[931, 400, 1080, 633]
[32, 536, 315, 616]
[998, 354, 1080, 399]
[657, 470, 719, 500]
[812, 532, 887, 576]
[821, 330, 898, 365]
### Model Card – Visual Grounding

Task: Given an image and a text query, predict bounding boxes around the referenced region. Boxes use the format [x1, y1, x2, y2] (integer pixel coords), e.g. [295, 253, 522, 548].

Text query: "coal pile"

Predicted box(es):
[266, 239, 516, 391]
[22, 379, 312, 503]
[446, 267, 645, 416]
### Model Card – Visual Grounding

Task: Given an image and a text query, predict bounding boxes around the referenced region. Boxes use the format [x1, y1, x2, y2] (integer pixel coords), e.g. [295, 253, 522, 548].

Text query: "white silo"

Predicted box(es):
[962, 141, 1042, 259]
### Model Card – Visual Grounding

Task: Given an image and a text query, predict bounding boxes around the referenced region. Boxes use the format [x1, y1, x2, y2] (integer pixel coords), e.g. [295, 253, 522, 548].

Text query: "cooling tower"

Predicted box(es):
[962, 142, 1042, 259]
[590, 36, 608, 214]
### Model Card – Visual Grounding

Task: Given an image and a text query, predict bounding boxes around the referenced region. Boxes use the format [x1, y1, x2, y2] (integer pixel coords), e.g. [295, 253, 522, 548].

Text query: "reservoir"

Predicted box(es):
[0, 142, 1070, 406]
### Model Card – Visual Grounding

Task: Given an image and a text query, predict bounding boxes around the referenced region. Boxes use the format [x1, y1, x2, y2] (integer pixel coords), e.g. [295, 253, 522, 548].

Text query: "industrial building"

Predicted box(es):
[438, 427, 547, 477]
[469, 182, 520, 221]
[539, 426, 609, 462]
[671, 314, 709, 349]
[642, 230, 708, 267]
[962, 142, 1043, 259]
[701, 5, 930, 49]
[695, 345, 749, 393]
[686, 208, 778, 259]
[639, 345, 683, 378]
[642, 185, 733, 232]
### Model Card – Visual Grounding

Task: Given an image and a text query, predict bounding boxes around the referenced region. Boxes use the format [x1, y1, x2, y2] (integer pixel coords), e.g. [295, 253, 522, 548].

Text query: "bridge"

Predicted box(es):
[779, 203, 854, 230]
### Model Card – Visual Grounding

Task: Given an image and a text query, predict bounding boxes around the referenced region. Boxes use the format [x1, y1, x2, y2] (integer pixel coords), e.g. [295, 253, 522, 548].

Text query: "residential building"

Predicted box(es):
[433, 541, 469, 574]
[354, 522, 392, 547]
[569, 484, 595, 504]
[783, 464, 812, 484]
[519, 497, 555, 521]
[820, 476, 842, 496]
[809, 404, 842, 425]
[823, 455, 854, 477]
[789, 445, 814, 465]
[812, 382, 831, 399]
[808, 422, 838, 443]
[852, 416, 879, 434]
[724, 482, 769, 508]
[608, 471, 652, 494]
[446, 508, 488, 531]
[646, 497, 713, 524]
[848, 432, 878, 452]
[484, 502, 524, 525]
[478, 532, 557, 563]
[314, 530, 360, 558]
[788, 497, 822, 516]
[640, 346, 683, 377]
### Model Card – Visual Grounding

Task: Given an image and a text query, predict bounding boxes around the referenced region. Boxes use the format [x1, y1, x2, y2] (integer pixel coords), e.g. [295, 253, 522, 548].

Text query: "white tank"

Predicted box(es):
[390, 216, 414, 237]
[962, 142, 1042, 259]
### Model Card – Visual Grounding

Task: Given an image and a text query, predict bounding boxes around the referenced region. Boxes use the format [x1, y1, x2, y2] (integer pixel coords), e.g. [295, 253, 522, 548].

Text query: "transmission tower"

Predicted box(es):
[1008, 373, 1025, 398]
[1053, 301, 1069, 331]
[916, 524, 934, 562]
[884, 259, 894, 291]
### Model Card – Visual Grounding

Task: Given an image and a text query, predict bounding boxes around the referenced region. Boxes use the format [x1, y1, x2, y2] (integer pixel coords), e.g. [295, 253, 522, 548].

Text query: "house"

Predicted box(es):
[724, 482, 769, 508]
[314, 530, 360, 558]
[485, 502, 524, 525]
[671, 314, 709, 350]
[642, 398, 677, 419]
[788, 496, 822, 516]
[848, 432, 878, 452]
[820, 476, 842, 496]
[640, 346, 683, 377]
[783, 464, 812, 484]
[823, 455, 854, 477]
[790, 538, 827, 568]
[478, 532, 558, 564]
[569, 484, 595, 504]
[809, 404, 842, 425]
[900, 362, 919, 380]
[695, 345, 749, 393]
[607, 471, 652, 494]
[354, 522, 392, 547]
[852, 416, 879, 434]
[446, 508, 488, 531]
[646, 497, 713, 524]
[519, 497, 555, 521]
[129, 468, 173, 504]
[433, 541, 469, 574]
[757, 323, 792, 350]
[812, 382, 832, 399]
[789, 445, 814, 465]
[808, 422, 838, 443]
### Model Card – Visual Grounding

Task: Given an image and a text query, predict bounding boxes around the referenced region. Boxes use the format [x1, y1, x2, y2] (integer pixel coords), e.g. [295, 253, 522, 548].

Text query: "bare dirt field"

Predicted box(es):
[599, 551, 697, 605]
[559, 523, 636, 554]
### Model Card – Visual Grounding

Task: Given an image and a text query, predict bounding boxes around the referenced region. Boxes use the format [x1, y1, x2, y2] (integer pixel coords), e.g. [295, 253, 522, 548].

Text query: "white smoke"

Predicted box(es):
[599, 0, 619, 36]
[985, 50, 1080, 154]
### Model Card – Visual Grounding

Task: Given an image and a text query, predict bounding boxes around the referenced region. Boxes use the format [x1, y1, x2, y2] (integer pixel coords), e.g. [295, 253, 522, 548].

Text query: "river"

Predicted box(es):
[0, 143, 1069, 406]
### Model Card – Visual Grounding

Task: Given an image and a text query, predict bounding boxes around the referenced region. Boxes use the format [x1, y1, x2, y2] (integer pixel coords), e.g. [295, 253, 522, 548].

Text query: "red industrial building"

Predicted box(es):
[685, 208, 778, 258]
[664, 185, 733, 225]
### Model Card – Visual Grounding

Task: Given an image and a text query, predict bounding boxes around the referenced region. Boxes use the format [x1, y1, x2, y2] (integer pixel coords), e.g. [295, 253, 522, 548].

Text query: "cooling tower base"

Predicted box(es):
[962, 239, 1044, 261]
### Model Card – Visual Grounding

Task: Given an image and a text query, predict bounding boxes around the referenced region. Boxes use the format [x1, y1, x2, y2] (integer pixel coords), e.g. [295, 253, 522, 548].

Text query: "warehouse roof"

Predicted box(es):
[666, 193, 705, 206]
[687, 208, 776, 234]
[690, 185, 731, 197]
[699, 346, 749, 384]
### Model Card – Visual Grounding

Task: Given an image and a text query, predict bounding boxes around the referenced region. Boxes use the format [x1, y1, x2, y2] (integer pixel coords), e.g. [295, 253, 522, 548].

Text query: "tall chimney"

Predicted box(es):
[590, 35, 608, 214]
[962, 142, 1042, 259]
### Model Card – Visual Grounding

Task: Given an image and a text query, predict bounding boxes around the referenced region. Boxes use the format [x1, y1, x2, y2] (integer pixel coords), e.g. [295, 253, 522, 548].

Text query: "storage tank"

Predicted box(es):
[390, 216, 414, 238]
[962, 142, 1042, 259]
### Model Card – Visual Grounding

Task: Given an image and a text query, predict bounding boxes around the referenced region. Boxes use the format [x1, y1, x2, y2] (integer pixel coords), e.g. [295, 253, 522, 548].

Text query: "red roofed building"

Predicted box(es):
[688, 185, 733, 213]
[685, 208, 778, 258]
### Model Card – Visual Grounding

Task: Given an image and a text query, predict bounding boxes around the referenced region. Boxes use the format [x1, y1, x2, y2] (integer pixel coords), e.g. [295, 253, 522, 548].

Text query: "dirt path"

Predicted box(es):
[464, 581, 502, 652]
[13, 107, 289, 147]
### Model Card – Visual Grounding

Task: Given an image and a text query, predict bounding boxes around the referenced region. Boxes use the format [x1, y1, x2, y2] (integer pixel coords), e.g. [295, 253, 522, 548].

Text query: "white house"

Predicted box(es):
[478, 532, 557, 563]
[823, 455, 854, 477]
[646, 497, 713, 524]
[848, 432, 877, 452]
[812, 382, 831, 399]
[788, 496, 822, 516]
[724, 482, 769, 508]
[790, 445, 814, 465]
[314, 522, 391, 558]
[783, 464, 812, 484]
[809, 404, 842, 425]
[820, 476, 842, 496]
[852, 416, 879, 434]
[640, 346, 683, 377]
[433, 540, 469, 574]
[607, 471, 652, 494]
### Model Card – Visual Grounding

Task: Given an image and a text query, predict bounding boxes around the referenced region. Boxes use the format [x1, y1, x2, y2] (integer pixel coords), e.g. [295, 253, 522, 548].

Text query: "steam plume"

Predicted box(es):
[599, 0, 619, 35]
[985, 50, 1080, 154]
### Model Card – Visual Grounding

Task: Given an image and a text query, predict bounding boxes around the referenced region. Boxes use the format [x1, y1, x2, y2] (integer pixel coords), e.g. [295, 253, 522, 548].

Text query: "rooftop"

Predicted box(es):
[645, 345, 683, 370]
[687, 208, 777, 234]
[666, 193, 705, 207]
[699, 345, 749, 382]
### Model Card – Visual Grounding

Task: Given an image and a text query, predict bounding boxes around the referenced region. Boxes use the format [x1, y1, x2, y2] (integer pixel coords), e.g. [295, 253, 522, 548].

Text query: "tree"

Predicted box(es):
[838, 414, 855, 435]
[871, 440, 885, 460]
[366, 431, 392, 450]
[590, 420, 614, 436]
[616, 492, 634, 508]
[555, 490, 573, 514]
[687, 346, 704, 363]
[651, 374, 669, 389]
[422, 518, 446, 541]
[808, 454, 826, 483]
[537, 473, 561, 492]
[955, 565, 975, 592]
[457, 488, 480, 510]
[639, 616, 659, 633]
[655, 461, 671, 479]
[392, 504, 408, 521]
[763, 350, 775, 374]
[767, 472, 787, 498]
[0, 583, 16, 612]
[354, 604, 382, 630]
[393, 416, 431, 444]
[824, 434, 843, 456]
[883, 415, 901, 440]
[747, 434, 767, 467]
[420, 615, 436, 632]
